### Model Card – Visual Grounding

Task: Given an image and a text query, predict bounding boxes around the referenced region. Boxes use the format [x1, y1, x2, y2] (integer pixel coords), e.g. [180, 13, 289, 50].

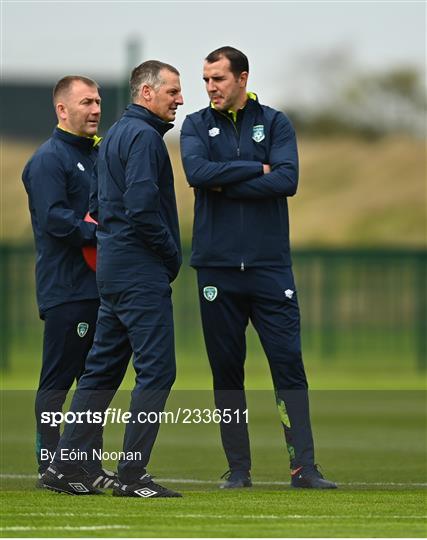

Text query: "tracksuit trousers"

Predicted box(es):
[35, 299, 100, 475]
[51, 278, 176, 483]
[197, 266, 315, 472]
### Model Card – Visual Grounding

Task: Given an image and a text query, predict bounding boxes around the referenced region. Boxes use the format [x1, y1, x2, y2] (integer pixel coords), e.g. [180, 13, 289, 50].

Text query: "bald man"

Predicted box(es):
[22, 76, 118, 488]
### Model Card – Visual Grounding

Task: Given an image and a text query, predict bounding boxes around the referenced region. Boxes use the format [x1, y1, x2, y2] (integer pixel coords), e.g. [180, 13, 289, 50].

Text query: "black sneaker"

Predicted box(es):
[112, 473, 182, 498]
[220, 470, 252, 489]
[88, 468, 118, 489]
[291, 464, 337, 489]
[41, 464, 104, 495]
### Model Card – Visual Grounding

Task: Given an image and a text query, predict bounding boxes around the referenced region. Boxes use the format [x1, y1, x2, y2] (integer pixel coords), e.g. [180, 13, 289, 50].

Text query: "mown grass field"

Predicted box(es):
[2, 489, 425, 538]
[0, 389, 426, 537]
[2, 324, 425, 392]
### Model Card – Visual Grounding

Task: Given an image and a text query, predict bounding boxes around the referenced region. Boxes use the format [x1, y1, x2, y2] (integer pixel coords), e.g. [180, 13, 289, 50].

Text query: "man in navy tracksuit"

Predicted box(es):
[180, 47, 336, 489]
[22, 76, 114, 487]
[42, 61, 183, 498]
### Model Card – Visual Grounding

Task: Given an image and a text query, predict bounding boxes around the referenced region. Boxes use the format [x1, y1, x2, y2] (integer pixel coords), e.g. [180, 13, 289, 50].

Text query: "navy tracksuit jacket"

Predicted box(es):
[22, 128, 101, 474]
[91, 104, 181, 292]
[181, 95, 315, 471]
[22, 128, 99, 315]
[53, 105, 181, 482]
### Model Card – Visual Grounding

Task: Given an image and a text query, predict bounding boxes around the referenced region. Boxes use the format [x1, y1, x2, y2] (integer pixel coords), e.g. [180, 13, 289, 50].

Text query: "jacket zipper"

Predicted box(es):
[220, 112, 240, 156]
[220, 112, 245, 271]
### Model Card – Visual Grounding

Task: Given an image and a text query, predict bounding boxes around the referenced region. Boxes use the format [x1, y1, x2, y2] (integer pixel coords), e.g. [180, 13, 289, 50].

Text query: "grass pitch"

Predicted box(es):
[1, 390, 426, 537]
[1, 487, 425, 538]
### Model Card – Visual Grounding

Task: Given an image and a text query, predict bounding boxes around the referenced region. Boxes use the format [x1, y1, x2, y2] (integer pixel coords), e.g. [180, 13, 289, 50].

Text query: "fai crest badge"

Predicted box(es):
[203, 286, 218, 302]
[77, 322, 89, 338]
[252, 125, 265, 143]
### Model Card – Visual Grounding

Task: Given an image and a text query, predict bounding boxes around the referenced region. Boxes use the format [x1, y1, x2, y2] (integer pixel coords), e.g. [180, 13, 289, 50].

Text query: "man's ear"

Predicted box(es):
[140, 84, 153, 102]
[239, 71, 249, 88]
[56, 102, 67, 121]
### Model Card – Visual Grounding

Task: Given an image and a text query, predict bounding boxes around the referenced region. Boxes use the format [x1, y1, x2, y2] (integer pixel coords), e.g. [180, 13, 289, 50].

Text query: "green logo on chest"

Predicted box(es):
[252, 124, 265, 143]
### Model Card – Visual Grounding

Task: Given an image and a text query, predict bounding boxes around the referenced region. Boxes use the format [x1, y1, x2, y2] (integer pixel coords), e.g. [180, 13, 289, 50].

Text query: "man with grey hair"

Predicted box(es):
[42, 61, 184, 498]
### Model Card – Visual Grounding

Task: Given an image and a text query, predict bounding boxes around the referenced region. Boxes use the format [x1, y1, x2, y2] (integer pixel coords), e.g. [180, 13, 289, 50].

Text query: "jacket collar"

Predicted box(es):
[53, 127, 100, 150]
[210, 92, 260, 122]
[123, 103, 174, 136]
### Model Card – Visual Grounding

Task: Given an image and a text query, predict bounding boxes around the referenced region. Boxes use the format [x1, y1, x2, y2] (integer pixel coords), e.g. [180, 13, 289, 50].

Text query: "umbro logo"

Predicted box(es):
[77, 162, 85, 171]
[208, 127, 220, 137]
[69, 482, 89, 493]
[284, 289, 294, 299]
[134, 487, 157, 497]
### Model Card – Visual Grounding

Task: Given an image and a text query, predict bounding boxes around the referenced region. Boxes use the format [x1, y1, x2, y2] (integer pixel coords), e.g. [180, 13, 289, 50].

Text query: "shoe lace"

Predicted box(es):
[220, 470, 231, 480]
[147, 480, 165, 490]
[138, 474, 168, 493]
[312, 464, 324, 478]
[293, 464, 324, 478]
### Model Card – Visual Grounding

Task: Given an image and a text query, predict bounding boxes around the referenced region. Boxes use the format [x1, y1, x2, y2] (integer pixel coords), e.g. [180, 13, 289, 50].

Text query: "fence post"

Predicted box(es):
[0, 244, 11, 371]
[320, 251, 338, 359]
[415, 252, 427, 371]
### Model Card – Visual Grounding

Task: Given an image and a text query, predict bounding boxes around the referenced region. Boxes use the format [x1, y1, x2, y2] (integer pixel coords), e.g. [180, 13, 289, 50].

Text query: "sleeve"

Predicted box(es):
[29, 152, 96, 246]
[122, 132, 178, 262]
[88, 166, 99, 222]
[180, 115, 263, 188]
[224, 113, 299, 200]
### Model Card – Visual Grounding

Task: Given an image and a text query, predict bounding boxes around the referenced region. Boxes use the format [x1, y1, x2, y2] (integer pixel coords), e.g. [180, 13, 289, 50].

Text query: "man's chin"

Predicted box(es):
[211, 101, 227, 112]
[84, 128, 98, 137]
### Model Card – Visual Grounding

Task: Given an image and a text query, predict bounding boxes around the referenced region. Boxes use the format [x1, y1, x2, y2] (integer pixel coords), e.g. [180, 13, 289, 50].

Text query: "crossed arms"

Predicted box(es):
[180, 112, 299, 200]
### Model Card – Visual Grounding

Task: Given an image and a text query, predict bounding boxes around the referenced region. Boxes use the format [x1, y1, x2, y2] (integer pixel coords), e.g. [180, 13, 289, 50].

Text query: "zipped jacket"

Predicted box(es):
[93, 104, 181, 293]
[180, 95, 298, 269]
[22, 128, 99, 316]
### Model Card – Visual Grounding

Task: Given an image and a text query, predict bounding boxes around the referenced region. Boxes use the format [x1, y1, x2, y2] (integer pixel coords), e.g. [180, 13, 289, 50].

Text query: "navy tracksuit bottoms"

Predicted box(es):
[35, 299, 100, 475]
[52, 277, 176, 483]
[197, 266, 315, 472]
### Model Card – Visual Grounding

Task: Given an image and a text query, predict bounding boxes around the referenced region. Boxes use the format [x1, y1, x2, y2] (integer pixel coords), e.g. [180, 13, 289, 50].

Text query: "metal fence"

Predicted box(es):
[0, 245, 426, 372]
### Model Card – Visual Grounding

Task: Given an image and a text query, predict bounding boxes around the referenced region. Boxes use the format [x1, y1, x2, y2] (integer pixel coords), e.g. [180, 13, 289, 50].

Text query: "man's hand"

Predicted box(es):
[190, 185, 222, 193]
[206, 167, 269, 194]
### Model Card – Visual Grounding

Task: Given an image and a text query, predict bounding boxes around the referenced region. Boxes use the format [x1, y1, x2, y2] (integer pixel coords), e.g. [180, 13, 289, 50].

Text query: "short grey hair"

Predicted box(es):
[130, 60, 180, 101]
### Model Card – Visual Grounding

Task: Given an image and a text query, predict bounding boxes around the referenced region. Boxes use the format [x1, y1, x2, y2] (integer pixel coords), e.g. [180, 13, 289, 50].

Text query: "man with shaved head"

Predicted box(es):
[52, 76, 102, 137]
[22, 75, 116, 489]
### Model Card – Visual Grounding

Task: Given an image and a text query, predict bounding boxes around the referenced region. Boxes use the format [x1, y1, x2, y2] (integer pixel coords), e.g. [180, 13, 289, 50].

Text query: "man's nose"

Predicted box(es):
[206, 79, 216, 93]
[176, 93, 184, 105]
